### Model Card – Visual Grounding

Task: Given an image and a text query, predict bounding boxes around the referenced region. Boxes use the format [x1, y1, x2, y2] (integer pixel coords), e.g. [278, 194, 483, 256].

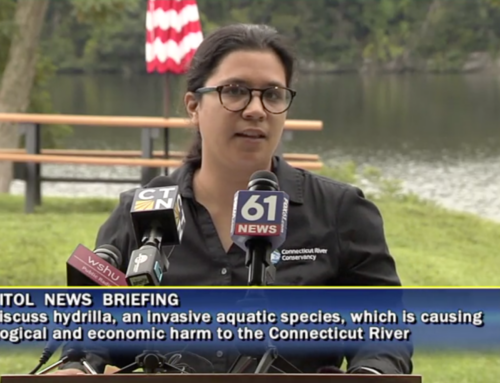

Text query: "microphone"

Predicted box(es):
[230, 170, 289, 286]
[126, 176, 186, 286]
[29, 245, 127, 374]
[31, 348, 98, 375]
[228, 171, 301, 374]
[113, 350, 216, 374]
[66, 244, 128, 286]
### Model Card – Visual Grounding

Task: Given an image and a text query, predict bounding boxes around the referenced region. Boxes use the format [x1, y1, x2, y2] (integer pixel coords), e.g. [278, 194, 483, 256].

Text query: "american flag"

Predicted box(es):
[145, 0, 203, 74]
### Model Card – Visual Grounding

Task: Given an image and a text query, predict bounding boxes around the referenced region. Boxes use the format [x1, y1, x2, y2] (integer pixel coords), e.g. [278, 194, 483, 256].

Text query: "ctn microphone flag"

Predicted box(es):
[130, 176, 186, 247]
[126, 176, 186, 286]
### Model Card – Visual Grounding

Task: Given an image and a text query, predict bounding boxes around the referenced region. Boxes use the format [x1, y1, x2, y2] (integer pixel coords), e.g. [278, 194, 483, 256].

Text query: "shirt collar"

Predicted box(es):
[172, 155, 305, 205]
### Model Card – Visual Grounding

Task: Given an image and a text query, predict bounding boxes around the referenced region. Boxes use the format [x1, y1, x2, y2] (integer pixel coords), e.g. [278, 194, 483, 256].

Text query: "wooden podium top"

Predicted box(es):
[1, 373, 422, 383]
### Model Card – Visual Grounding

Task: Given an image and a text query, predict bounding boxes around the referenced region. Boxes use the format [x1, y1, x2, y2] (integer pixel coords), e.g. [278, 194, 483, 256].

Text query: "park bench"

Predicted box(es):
[0, 113, 324, 213]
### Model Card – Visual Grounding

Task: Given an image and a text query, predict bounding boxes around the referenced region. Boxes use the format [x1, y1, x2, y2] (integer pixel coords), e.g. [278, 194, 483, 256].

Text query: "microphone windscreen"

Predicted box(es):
[94, 244, 123, 269]
[250, 170, 278, 183]
[248, 170, 279, 191]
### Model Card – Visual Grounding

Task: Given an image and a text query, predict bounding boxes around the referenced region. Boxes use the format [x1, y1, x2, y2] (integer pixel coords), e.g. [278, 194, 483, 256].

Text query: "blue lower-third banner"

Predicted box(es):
[0, 288, 498, 355]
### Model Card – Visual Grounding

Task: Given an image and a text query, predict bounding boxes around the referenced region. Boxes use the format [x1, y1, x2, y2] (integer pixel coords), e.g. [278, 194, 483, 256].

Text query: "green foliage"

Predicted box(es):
[41, 0, 147, 74]
[315, 162, 407, 201]
[70, 0, 137, 24]
[31, 0, 500, 74]
[315, 161, 360, 185]
[83, 1, 147, 74]
[4, 0, 500, 77]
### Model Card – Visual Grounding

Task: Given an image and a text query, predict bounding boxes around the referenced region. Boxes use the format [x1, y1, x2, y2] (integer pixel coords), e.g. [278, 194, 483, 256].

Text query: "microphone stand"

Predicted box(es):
[245, 239, 276, 286]
[116, 232, 185, 374]
[142, 225, 169, 271]
[228, 241, 301, 374]
[113, 350, 190, 374]
[34, 348, 98, 375]
[126, 225, 176, 286]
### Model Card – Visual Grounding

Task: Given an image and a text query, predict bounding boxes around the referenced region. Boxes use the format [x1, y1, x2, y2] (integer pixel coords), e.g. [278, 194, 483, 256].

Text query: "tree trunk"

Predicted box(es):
[0, 0, 49, 193]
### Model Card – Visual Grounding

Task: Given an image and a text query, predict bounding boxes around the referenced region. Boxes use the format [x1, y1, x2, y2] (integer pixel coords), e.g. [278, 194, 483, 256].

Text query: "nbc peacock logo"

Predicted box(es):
[133, 199, 154, 211]
[174, 199, 181, 225]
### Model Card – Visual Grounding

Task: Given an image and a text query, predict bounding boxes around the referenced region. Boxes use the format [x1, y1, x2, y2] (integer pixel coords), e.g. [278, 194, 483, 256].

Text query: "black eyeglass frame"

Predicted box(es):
[194, 84, 297, 114]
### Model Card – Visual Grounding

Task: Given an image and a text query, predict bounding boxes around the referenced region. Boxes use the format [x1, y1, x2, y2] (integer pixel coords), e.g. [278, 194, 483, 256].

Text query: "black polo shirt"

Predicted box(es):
[61, 156, 412, 375]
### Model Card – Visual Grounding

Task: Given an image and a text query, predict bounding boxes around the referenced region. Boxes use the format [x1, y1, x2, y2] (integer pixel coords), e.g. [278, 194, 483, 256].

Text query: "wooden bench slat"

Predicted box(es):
[0, 149, 320, 162]
[0, 113, 323, 131]
[0, 153, 182, 168]
[0, 153, 324, 171]
[0, 113, 324, 213]
[289, 161, 324, 170]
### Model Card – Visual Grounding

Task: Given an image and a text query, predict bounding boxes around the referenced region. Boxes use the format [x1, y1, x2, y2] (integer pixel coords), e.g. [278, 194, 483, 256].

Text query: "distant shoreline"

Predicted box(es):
[298, 51, 500, 75]
[53, 51, 500, 76]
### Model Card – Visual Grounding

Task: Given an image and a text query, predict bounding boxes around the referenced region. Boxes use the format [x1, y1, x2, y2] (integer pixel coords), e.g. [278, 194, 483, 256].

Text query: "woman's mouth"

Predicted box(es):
[235, 132, 266, 140]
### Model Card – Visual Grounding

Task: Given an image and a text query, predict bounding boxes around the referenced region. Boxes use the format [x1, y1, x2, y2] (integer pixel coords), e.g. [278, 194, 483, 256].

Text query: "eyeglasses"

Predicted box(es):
[195, 84, 296, 114]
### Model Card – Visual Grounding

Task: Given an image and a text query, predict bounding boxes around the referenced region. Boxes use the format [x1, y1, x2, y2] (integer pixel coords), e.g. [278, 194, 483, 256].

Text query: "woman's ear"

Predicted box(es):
[184, 92, 199, 125]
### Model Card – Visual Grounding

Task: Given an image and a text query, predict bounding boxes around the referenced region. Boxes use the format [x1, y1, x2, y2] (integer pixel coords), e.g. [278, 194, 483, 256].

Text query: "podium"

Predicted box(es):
[1, 374, 422, 383]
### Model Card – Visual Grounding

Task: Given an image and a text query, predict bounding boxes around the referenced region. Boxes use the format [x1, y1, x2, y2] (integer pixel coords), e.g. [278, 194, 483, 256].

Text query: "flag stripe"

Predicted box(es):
[146, 53, 198, 74]
[146, 0, 203, 74]
[146, 4, 201, 33]
[145, 32, 203, 64]
[147, 20, 202, 43]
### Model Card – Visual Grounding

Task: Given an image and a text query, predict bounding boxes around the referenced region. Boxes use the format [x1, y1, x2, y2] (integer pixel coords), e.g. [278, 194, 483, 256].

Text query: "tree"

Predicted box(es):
[0, 0, 49, 193]
[0, 0, 135, 194]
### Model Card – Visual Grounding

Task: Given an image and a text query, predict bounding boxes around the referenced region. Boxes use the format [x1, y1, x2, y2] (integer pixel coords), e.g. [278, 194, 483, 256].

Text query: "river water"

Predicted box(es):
[10, 73, 500, 222]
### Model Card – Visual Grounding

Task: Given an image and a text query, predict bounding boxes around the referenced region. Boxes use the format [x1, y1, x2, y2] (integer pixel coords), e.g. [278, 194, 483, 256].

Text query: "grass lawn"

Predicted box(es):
[1, 165, 499, 381]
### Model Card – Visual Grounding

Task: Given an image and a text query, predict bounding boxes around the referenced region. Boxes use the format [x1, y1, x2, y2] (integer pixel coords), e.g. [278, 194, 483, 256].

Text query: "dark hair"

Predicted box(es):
[183, 23, 297, 166]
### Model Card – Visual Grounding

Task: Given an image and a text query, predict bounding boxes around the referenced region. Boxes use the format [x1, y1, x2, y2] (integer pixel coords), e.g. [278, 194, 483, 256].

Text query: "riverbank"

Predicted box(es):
[0, 184, 499, 380]
[299, 51, 500, 74]
[58, 51, 500, 76]
[9, 154, 500, 224]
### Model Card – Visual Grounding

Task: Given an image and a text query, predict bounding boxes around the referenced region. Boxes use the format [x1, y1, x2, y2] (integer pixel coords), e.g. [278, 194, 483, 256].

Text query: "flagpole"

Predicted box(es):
[146, 0, 203, 178]
[163, 73, 170, 176]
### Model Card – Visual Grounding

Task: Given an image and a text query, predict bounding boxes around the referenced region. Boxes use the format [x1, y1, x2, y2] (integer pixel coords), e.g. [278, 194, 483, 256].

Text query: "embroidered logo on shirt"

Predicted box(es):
[270, 248, 327, 264]
[270, 250, 281, 264]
